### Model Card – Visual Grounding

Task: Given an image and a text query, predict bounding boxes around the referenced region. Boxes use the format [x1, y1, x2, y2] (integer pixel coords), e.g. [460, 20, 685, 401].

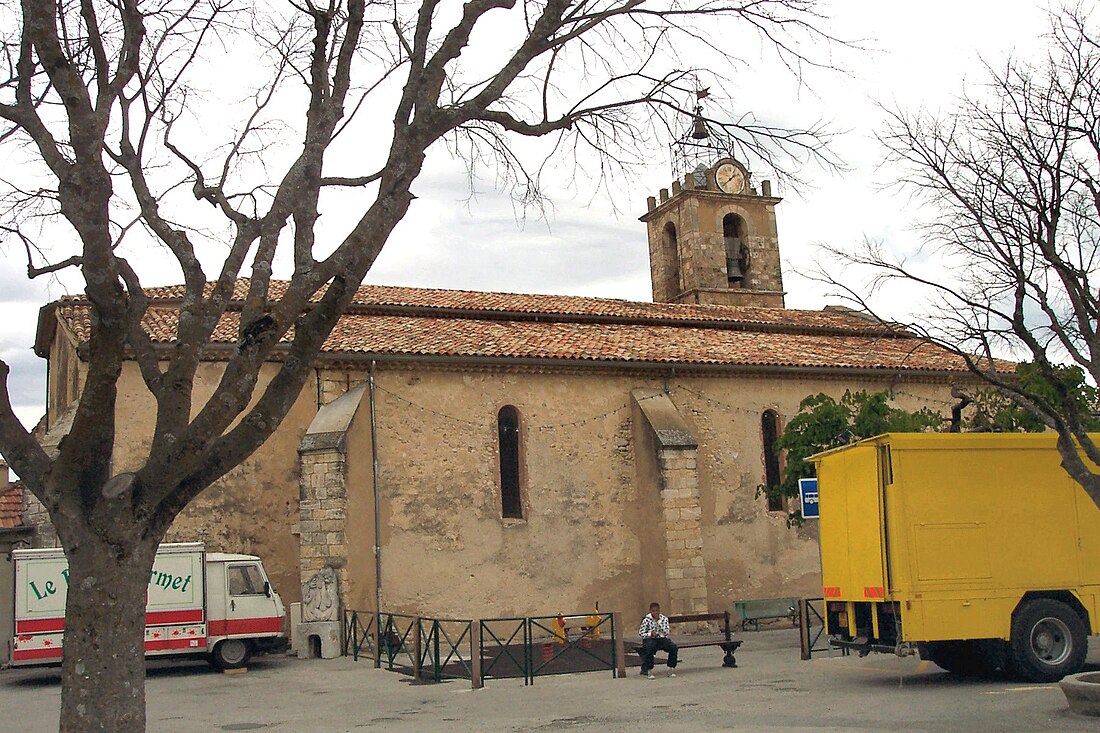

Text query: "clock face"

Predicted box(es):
[715, 163, 745, 194]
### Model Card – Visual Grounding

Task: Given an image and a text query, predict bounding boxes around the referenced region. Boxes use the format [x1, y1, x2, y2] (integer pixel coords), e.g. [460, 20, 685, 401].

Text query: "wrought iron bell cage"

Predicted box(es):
[670, 103, 740, 184]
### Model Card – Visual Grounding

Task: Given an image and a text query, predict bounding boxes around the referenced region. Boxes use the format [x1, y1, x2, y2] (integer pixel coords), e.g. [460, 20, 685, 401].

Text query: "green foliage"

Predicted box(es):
[765, 368, 1100, 526]
[966, 364, 1100, 433]
[760, 391, 944, 522]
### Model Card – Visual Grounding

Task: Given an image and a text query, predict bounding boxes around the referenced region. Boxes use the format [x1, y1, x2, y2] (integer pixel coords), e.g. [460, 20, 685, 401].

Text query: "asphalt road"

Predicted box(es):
[3, 629, 1099, 732]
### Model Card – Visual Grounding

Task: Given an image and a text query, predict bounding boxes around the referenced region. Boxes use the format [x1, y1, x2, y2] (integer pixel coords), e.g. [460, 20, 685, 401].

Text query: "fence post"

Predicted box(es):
[613, 612, 626, 679]
[352, 611, 360, 660]
[798, 599, 811, 660]
[471, 620, 483, 690]
[433, 619, 441, 681]
[524, 617, 532, 686]
[373, 611, 381, 668]
[413, 616, 422, 680]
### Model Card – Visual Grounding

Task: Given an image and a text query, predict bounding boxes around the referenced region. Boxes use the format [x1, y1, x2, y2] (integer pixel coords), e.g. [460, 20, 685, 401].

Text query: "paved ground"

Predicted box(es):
[3, 629, 1099, 732]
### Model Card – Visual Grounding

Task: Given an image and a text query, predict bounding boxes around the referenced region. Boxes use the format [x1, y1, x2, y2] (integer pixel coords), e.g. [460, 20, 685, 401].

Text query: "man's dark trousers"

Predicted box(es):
[639, 637, 678, 674]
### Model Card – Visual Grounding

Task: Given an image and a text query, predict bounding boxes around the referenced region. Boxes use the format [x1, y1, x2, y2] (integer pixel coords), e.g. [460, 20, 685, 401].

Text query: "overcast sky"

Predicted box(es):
[0, 0, 1055, 429]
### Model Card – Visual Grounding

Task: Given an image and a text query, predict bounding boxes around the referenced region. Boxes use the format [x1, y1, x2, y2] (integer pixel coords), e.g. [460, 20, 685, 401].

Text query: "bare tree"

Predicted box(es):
[0, 1, 840, 730]
[822, 5, 1100, 509]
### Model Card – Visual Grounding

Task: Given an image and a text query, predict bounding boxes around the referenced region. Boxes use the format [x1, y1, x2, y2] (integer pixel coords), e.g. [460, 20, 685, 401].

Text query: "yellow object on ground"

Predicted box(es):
[812, 432, 1099, 683]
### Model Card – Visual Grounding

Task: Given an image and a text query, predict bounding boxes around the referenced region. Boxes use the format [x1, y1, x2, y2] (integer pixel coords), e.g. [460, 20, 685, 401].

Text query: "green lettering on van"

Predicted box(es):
[147, 571, 193, 593]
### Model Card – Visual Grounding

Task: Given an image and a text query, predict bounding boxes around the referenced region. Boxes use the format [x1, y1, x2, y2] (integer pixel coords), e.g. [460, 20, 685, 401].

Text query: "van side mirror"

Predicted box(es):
[264, 581, 271, 598]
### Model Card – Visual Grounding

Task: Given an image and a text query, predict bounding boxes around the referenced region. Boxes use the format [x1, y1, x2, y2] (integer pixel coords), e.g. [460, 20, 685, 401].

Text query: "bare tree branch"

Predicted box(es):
[819, 5, 1100, 509]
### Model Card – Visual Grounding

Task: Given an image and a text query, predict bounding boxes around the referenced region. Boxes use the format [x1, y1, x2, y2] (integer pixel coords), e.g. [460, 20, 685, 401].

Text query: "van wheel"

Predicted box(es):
[211, 639, 252, 670]
[1009, 599, 1087, 683]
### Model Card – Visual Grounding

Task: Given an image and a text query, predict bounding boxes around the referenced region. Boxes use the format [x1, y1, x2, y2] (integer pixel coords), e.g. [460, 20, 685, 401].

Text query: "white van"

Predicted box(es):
[10, 542, 287, 669]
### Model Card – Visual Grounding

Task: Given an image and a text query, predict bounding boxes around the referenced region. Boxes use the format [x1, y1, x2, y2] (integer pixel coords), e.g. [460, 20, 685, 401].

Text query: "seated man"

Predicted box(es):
[638, 601, 678, 679]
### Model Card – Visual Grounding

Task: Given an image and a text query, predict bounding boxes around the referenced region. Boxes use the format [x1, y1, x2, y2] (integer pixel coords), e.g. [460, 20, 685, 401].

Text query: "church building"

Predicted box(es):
[28, 155, 974, 621]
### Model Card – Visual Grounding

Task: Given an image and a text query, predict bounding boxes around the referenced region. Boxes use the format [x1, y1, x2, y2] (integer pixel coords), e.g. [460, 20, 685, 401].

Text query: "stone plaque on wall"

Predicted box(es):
[302, 566, 339, 622]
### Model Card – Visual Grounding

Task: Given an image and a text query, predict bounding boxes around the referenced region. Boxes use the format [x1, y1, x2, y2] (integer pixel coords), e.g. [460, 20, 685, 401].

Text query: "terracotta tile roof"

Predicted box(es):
[0, 482, 25, 530]
[49, 280, 976, 374]
[319, 314, 968, 371]
[65, 279, 902, 334]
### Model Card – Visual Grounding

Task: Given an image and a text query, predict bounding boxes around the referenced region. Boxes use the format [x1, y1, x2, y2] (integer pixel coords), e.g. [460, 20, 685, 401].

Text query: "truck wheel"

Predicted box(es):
[1009, 599, 1087, 683]
[211, 639, 252, 670]
[923, 641, 999, 676]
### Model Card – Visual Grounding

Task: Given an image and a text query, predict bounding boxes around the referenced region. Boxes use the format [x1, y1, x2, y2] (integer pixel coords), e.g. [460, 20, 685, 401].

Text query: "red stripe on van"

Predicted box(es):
[15, 617, 65, 634]
[207, 616, 282, 637]
[146, 609, 204, 626]
[13, 647, 63, 662]
[17, 609, 204, 635]
[145, 637, 206, 652]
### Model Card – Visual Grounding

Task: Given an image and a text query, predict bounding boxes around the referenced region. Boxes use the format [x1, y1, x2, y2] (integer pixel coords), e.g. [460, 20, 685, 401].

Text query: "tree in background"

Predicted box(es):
[0, 1, 842, 730]
[762, 390, 943, 522]
[822, 6, 1100, 511]
[964, 363, 1100, 433]
[773, 364, 1100, 523]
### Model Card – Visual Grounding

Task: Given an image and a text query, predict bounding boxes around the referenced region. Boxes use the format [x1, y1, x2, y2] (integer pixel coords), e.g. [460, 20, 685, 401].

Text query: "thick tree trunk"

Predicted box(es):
[58, 534, 159, 733]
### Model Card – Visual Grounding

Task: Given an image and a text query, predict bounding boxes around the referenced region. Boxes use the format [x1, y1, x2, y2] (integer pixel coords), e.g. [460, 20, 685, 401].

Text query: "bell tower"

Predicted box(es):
[640, 96, 785, 308]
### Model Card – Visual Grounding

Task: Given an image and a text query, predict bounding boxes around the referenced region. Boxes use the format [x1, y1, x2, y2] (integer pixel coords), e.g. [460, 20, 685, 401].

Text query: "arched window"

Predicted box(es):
[761, 409, 785, 512]
[723, 214, 748, 286]
[663, 222, 682, 295]
[497, 405, 523, 519]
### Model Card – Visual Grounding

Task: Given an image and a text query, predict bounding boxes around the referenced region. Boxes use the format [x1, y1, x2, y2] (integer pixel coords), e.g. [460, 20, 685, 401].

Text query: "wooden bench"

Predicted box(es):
[625, 611, 742, 668]
[734, 597, 799, 631]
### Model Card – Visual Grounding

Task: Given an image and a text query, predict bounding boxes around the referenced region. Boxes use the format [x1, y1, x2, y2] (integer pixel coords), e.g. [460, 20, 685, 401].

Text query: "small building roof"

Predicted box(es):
[0, 482, 27, 531]
[38, 279, 978, 376]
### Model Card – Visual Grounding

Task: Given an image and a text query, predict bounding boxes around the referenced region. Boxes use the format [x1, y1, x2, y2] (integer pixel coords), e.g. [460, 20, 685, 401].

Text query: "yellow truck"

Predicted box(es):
[813, 433, 1100, 682]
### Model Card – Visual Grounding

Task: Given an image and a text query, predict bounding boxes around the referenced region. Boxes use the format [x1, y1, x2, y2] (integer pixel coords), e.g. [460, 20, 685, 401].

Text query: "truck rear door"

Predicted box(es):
[819, 442, 888, 601]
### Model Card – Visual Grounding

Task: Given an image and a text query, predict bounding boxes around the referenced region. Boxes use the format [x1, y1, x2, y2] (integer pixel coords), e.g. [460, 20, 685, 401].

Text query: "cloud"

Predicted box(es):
[0, 324, 45, 430]
[0, 264, 54, 305]
[367, 180, 652, 299]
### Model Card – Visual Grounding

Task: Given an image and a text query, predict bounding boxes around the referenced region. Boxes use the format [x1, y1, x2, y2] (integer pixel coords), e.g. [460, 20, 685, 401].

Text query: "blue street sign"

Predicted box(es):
[799, 478, 819, 519]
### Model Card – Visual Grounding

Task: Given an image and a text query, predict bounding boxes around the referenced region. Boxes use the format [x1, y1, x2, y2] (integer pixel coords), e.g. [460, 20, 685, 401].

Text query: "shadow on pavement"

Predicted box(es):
[2, 656, 287, 688]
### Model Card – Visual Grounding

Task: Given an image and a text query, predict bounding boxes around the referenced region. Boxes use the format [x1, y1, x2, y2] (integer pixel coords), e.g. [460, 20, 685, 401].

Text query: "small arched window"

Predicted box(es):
[723, 214, 748, 286]
[761, 409, 785, 512]
[663, 222, 682, 294]
[497, 405, 523, 519]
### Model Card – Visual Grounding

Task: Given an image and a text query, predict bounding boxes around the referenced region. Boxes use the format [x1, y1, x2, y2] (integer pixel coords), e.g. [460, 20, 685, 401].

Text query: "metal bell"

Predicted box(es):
[726, 257, 744, 282]
[691, 116, 709, 140]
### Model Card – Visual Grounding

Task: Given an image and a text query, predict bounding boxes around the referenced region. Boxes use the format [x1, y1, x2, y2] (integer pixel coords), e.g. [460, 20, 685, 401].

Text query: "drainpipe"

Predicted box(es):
[44, 359, 50, 432]
[368, 362, 382, 612]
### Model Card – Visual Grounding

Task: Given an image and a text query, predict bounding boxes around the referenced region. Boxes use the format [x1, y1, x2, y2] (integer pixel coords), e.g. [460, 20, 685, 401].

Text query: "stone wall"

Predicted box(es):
[329, 367, 957, 620]
[658, 446, 707, 615]
[32, 339, 962, 619]
[298, 447, 349, 608]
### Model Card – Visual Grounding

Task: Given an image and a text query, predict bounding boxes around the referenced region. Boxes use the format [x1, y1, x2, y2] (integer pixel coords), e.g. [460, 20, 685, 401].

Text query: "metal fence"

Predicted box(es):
[478, 616, 529, 682]
[344, 610, 622, 687]
[480, 613, 618, 686]
[417, 617, 474, 682]
[798, 597, 840, 659]
[344, 609, 376, 662]
[345, 601, 833, 684]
